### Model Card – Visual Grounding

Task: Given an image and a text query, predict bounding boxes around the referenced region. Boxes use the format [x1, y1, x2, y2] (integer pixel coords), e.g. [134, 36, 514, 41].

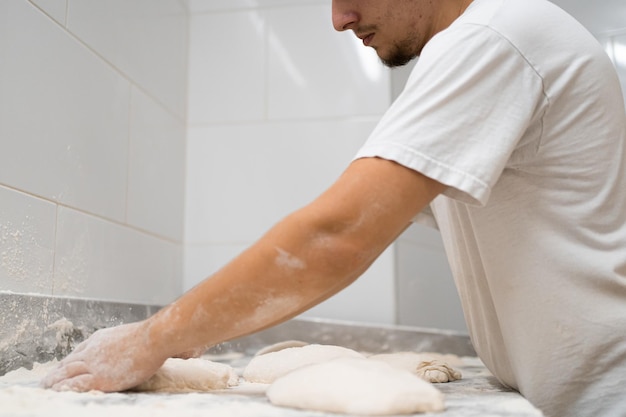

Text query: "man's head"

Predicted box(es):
[332, 0, 474, 67]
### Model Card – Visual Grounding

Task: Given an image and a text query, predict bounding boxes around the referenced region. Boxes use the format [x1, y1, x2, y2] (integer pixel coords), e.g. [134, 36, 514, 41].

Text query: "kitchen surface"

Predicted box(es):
[1, 314, 543, 416]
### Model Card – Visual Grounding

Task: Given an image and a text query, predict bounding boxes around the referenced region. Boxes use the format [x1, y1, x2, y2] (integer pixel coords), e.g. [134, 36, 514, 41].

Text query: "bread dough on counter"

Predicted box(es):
[266, 357, 445, 415]
[131, 358, 238, 393]
[243, 344, 364, 384]
[368, 352, 462, 383]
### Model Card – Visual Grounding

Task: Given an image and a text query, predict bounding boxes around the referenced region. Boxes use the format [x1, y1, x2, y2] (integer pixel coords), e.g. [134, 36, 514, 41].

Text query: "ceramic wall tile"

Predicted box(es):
[266, 4, 390, 120]
[185, 118, 376, 244]
[549, 0, 626, 36]
[301, 247, 396, 325]
[127, 87, 186, 241]
[185, 0, 329, 14]
[30, 0, 67, 25]
[397, 223, 446, 250]
[0, 186, 56, 295]
[187, 10, 266, 124]
[54, 207, 182, 305]
[396, 239, 467, 332]
[66, 0, 188, 118]
[0, 0, 130, 222]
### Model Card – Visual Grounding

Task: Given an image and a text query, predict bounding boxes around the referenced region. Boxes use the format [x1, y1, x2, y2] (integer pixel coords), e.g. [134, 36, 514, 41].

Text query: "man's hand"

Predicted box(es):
[41, 321, 166, 392]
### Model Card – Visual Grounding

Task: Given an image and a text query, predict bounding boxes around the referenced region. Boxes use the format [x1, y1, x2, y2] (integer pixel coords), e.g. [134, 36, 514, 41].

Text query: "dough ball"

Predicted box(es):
[243, 344, 364, 384]
[266, 357, 445, 415]
[253, 340, 308, 356]
[132, 358, 238, 393]
[368, 352, 462, 383]
[415, 360, 462, 383]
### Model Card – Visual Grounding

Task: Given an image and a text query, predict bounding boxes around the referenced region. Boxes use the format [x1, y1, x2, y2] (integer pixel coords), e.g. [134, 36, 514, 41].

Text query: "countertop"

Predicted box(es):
[0, 319, 544, 417]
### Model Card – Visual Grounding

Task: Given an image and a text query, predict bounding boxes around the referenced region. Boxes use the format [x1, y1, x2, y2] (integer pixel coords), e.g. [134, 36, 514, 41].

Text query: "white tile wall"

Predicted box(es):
[604, 34, 626, 106]
[0, 0, 130, 222]
[185, 119, 374, 244]
[266, 5, 389, 120]
[66, 0, 188, 119]
[301, 247, 396, 324]
[54, 207, 181, 305]
[30, 0, 67, 24]
[127, 87, 186, 241]
[396, 224, 467, 332]
[187, 10, 266, 124]
[184, 0, 330, 14]
[0, 186, 56, 295]
[1, 0, 186, 305]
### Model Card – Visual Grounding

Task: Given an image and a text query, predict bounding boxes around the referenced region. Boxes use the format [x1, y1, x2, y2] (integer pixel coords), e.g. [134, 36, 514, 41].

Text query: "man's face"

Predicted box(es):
[332, 0, 470, 67]
[331, 0, 432, 67]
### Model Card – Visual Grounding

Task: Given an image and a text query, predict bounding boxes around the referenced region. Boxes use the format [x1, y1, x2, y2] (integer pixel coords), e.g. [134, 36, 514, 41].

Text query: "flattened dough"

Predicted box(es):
[132, 358, 238, 392]
[368, 352, 462, 383]
[254, 340, 308, 356]
[243, 344, 364, 384]
[266, 357, 445, 415]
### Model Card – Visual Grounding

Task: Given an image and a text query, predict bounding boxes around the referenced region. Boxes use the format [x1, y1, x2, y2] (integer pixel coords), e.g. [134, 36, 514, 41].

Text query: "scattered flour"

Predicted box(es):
[0, 360, 284, 417]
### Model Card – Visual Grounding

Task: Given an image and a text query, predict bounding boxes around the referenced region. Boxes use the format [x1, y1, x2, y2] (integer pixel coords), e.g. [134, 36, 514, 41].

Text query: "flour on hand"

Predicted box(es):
[131, 358, 238, 393]
[243, 344, 364, 384]
[266, 357, 445, 415]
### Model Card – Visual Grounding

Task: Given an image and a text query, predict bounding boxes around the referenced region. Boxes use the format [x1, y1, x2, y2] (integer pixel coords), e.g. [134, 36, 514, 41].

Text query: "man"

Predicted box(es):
[43, 0, 626, 416]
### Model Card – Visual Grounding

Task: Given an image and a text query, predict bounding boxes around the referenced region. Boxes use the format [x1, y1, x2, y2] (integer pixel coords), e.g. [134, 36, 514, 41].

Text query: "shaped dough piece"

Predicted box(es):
[243, 344, 365, 384]
[368, 352, 462, 383]
[253, 340, 308, 356]
[132, 358, 238, 392]
[415, 360, 462, 383]
[267, 357, 445, 415]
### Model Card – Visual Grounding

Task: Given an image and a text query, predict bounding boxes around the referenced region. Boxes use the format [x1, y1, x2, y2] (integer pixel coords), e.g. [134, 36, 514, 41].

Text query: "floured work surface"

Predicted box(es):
[0, 355, 544, 417]
[0, 357, 543, 417]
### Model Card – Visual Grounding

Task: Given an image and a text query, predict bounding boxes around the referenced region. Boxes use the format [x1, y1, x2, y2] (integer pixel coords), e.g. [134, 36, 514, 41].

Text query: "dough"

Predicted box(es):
[266, 357, 445, 415]
[253, 340, 308, 356]
[415, 360, 462, 383]
[368, 352, 462, 383]
[131, 358, 238, 392]
[243, 344, 364, 384]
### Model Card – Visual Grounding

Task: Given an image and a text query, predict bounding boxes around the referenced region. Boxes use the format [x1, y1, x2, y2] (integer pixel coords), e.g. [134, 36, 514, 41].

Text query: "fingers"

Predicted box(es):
[40, 360, 88, 389]
[50, 374, 95, 392]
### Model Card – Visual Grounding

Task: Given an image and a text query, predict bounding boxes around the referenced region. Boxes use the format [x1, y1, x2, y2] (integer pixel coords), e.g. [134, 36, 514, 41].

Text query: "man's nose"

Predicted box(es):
[331, 2, 358, 31]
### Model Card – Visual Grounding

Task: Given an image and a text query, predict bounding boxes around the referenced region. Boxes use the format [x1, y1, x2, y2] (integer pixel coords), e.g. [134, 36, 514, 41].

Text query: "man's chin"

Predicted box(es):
[380, 55, 416, 68]
[376, 48, 417, 68]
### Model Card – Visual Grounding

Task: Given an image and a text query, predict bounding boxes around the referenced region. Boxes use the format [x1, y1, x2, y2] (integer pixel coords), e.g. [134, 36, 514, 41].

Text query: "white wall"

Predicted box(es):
[0, 0, 187, 305]
[183, 0, 399, 324]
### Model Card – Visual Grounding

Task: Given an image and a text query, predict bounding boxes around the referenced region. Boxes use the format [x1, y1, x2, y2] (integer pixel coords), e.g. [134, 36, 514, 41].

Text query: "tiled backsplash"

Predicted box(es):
[0, 0, 186, 305]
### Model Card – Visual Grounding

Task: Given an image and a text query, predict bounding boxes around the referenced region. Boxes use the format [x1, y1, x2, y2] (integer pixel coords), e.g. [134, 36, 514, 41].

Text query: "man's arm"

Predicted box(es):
[42, 157, 446, 392]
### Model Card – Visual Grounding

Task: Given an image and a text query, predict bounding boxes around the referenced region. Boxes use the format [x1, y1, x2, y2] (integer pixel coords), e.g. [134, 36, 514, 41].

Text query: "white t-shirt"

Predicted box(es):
[355, 0, 626, 416]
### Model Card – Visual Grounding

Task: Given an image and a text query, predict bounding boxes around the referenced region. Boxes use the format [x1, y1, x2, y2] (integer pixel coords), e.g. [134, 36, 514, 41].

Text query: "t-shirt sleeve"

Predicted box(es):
[354, 23, 545, 207]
